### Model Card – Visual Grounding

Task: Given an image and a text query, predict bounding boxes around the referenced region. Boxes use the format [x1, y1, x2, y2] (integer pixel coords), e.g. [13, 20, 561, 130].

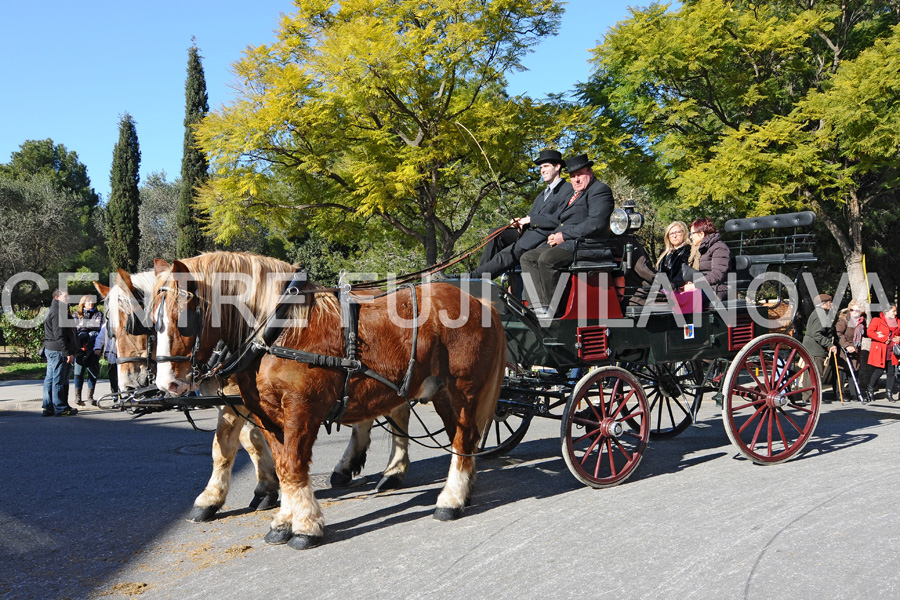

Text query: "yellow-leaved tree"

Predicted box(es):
[195, 0, 571, 268]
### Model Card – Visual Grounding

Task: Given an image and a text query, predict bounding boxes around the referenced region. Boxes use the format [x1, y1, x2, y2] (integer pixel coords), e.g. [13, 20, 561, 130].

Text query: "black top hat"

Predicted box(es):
[564, 154, 594, 173]
[534, 149, 564, 165]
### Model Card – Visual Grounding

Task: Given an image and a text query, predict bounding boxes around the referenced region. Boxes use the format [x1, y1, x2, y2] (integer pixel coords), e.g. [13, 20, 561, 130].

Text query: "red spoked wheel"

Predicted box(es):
[722, 333, 821, 464]
[561, 367, 649, 488]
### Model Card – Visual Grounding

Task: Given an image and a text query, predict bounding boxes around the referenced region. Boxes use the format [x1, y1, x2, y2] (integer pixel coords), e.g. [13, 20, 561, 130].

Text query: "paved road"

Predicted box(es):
[2, 379, 900, 600]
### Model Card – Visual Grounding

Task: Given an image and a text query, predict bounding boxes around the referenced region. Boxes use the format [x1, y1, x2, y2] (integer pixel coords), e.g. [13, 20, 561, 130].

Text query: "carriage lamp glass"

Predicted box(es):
[610, 200, 644, 235]
[610, 209, 630, 235]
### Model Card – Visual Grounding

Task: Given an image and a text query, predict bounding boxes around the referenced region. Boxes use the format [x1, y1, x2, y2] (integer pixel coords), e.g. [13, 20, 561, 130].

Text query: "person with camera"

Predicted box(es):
[72, 295, 102, 406]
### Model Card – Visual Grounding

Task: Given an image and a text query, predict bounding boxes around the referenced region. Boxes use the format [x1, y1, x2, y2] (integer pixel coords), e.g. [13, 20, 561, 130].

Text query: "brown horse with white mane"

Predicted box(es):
[151, 252, 506, 549]
[94, 271, 279, 519]
[95, 269, 415, 522]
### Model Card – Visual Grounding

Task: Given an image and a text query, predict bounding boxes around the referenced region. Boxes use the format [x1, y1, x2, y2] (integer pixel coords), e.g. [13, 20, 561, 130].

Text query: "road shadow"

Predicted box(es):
[0, 409, 226, 600]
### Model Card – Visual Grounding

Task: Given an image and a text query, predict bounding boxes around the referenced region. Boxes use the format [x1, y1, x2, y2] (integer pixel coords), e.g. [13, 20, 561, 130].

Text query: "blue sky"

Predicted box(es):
[1, 0, 641, 201]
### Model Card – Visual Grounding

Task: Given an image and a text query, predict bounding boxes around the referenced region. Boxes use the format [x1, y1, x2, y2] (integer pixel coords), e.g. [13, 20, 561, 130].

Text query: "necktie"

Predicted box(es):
[567, 190, 580, 207]
[543, 187, 551, 202]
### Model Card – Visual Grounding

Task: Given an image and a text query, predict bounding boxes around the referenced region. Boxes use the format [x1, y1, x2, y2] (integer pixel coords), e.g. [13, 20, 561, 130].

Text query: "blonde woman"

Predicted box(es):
[656, 221, 690, 284]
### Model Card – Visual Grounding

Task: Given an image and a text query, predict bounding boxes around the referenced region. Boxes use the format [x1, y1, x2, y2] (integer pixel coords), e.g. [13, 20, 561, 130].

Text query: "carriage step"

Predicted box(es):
[691, 423, 711, 429]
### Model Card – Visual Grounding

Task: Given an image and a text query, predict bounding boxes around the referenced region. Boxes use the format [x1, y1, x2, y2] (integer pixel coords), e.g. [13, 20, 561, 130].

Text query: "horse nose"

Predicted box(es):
[167, 380, 186, 395]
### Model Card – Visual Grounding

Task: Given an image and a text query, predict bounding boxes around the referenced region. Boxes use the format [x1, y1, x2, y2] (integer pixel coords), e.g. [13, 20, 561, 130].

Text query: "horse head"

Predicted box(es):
[93, 269, 155, 390]
[151, 258, 207, 395]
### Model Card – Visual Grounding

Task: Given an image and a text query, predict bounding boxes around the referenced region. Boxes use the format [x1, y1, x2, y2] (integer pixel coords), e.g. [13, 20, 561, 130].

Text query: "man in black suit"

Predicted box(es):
[519, 154, 615, 315]
[469, 149, 573, 279]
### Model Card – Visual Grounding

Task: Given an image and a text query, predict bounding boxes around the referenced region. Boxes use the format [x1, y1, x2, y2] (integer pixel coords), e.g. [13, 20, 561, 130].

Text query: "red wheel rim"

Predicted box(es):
[723, 335, 820, 463]
[563, 368, 649, 487]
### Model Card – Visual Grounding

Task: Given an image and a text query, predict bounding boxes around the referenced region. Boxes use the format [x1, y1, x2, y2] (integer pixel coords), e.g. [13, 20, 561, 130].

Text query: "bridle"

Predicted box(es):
[107, 295, 156, 377]
[153, 283, 206, 386]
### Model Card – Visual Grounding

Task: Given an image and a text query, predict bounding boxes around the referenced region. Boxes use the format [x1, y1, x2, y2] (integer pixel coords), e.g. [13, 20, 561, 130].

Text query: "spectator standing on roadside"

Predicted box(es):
[72, 296, 102, 406]
[801, 294, 837, 404]
[834, 299, 866, 401]
[861, 304, 900, 404]
[41, 289, 79, 416]
[93, 321, 118, 400]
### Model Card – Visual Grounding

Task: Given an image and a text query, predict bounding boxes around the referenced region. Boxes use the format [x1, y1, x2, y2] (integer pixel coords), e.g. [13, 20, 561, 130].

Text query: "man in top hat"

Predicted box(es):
[519, 154, 615, 316]
[468, 149, 573, 279]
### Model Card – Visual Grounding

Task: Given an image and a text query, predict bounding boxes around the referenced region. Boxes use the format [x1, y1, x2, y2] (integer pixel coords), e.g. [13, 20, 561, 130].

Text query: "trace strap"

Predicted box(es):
[261, 284, 419, 433]
[210, 277, 421, 435]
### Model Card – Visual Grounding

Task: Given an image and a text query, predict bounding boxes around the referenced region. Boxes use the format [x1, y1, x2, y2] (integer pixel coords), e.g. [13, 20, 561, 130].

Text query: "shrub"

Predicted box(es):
[1, 308, 44, 360]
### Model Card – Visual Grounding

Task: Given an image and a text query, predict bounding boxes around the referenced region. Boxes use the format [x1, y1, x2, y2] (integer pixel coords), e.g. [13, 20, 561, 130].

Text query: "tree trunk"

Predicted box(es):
[844, 251, 868, 304]
[810, 190, 868, 302]
[424, 216, 437, 267]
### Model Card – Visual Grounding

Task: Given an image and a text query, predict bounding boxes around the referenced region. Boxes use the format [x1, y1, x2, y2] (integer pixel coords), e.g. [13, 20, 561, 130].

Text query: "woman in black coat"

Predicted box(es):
[73, 295, 103, 406]
[656, 220, 690, 285]
[681, 217, 733, 300]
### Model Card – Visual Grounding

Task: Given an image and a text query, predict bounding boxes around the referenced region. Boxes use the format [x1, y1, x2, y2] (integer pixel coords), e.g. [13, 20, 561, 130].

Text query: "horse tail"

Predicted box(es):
[474, 299, 505, 436]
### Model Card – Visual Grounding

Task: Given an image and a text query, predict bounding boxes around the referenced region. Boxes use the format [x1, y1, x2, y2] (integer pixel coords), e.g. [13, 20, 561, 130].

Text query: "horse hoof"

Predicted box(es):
[249, 492, 280, 511]
[264, 526, 293, 545]
[330, 471, 353, 488]
[433, 506, 464, 521]
[287, 534, 323, 550]
[186, 505, 220, 523]
[376, 474, 404, 491]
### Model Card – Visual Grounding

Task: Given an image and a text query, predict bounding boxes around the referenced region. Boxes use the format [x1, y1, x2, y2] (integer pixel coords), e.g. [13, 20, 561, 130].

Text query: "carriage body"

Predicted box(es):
[465, 210, 823, 488]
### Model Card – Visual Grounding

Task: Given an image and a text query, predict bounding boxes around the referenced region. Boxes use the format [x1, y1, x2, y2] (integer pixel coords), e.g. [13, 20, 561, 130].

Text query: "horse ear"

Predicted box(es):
[171, 259, 189, 274]
[154, 259, 171, 276]
[116, 268, 135, 293]
[93, 282, 110, 299]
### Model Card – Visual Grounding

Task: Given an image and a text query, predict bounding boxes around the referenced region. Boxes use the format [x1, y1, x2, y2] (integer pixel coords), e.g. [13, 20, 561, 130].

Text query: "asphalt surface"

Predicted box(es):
[2, 378, 900, 600]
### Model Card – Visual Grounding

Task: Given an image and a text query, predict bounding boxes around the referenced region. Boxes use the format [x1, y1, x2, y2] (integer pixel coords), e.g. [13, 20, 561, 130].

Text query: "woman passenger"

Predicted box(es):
[680, 217, 733, 301]
[656, 221, 690, 285]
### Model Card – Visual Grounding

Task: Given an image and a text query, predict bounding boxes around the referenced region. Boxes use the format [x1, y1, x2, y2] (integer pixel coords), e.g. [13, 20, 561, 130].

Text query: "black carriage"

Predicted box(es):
[455, 209, 822, 488]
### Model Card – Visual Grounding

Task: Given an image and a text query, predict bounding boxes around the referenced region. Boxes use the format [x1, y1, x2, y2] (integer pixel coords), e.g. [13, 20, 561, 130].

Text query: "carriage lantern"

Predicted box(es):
[609, 199, 644, 235]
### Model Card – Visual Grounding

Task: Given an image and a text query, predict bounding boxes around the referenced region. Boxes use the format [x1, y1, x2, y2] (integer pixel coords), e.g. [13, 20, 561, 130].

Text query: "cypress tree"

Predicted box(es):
[177, 40, 209, 258]
[107, 112, 142, 271]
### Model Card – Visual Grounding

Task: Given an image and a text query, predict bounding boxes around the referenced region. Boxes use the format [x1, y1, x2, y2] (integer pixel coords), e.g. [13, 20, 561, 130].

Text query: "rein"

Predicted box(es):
[294, 225, 510, 294]
[152, 225, 507, 438]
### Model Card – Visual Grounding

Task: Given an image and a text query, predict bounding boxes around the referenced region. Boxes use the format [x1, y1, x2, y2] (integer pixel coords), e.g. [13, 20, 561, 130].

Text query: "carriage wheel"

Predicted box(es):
[627, 361, 703, 438]
[477, 399, 535, 458]
[722, 333, 821, 464]
[561, 366, 649, 488]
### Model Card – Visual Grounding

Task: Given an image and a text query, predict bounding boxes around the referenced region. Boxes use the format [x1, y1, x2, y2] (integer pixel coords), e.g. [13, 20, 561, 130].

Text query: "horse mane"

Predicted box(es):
[106, 270, 157, 331]
[169, 251, 340, 349]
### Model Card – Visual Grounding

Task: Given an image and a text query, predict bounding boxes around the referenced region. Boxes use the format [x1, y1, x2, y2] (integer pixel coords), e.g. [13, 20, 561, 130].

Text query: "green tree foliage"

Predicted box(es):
[0, 139, 100, 211]
[194, 0, 566, 267]
[177, 41, 210, 258]
[589, 0, 900, 300]
[106, 113, 142, 272]
[139, 172, 181, 268]
[1, 140, 109, 306]
[0, 174, 86, 283]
